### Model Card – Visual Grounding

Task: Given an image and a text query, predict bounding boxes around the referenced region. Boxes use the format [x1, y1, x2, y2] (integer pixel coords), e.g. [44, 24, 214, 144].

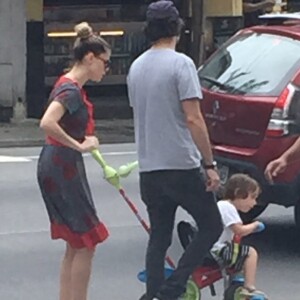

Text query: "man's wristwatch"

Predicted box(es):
[202, 160, 217, 170]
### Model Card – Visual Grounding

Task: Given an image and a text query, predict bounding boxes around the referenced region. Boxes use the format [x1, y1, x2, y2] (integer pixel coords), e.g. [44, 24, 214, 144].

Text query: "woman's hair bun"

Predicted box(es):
[74, 22, 93, 39]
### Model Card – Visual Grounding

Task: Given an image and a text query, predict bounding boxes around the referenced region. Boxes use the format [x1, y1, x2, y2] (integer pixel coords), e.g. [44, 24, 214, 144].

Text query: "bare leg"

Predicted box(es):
[70, 247, 95, 300]
[243, 246, 258, 289]
[60, 243, 76, 300]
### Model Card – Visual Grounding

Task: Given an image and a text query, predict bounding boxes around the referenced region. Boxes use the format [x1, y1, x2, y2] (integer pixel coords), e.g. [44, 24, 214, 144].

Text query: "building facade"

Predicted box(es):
[0, 0, 296, 122]
[0, 0, 26, 121]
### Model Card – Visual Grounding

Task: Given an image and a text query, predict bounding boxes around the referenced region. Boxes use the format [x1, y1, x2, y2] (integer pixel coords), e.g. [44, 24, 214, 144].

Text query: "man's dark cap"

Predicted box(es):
[146, 0, 179, 21]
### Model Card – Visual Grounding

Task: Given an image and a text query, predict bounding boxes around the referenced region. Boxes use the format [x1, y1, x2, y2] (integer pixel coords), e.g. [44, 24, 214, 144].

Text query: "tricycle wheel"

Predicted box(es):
[224, 282, 243, 300]
[182, 279, 200, 300]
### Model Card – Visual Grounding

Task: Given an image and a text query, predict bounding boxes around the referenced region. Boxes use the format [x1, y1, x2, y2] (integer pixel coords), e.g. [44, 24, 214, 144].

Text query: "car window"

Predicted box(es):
[199, 32, 300, 96]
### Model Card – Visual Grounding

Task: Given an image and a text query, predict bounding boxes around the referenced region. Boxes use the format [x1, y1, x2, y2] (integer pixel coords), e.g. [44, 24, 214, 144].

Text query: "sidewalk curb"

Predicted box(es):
[0, 119, 134, 148]
[0, 136, 135, 148]
[0, 139, 45, 148]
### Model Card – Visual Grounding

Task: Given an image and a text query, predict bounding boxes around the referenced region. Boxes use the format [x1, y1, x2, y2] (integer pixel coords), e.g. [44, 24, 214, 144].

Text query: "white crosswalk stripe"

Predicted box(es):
[0, 155, 32, 162]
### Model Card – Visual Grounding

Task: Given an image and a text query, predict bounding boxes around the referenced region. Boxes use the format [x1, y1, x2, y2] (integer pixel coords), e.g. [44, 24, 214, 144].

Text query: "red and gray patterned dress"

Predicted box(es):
[37, 76, 109, 249]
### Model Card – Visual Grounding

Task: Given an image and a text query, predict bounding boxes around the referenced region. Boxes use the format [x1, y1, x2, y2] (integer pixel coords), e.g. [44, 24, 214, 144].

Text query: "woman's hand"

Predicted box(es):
[79, 136, 99, 153]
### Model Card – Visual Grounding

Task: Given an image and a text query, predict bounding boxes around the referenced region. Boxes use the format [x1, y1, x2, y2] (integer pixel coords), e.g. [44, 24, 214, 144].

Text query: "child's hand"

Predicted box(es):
[253, 221, 265, 233]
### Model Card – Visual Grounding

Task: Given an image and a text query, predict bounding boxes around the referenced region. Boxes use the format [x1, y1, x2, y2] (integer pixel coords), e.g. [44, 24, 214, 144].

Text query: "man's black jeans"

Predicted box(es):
[140, 168, 222, 300]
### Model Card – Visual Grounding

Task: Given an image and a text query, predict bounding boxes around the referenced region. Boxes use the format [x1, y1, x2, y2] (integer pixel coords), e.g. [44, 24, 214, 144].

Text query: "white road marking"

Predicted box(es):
[0, 155, 31, 162]
[0, 229, 48, 236]
[100, 151, 137, 156]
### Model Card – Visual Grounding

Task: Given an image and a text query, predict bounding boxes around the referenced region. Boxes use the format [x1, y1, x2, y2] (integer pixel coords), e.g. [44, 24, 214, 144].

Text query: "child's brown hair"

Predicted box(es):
[223, 174, 260, 200]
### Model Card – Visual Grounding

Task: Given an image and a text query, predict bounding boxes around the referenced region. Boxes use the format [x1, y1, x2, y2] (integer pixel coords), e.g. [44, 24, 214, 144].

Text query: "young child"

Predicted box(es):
[177, 174, 267, 298]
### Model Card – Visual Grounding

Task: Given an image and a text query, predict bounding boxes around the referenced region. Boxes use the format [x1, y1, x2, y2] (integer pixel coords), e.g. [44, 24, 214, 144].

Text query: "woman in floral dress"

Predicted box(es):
[37, 22, 111, 300]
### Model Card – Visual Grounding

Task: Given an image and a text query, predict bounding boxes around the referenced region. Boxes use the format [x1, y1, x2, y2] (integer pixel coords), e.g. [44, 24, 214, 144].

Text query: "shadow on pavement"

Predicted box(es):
[245, 218, 300, 256]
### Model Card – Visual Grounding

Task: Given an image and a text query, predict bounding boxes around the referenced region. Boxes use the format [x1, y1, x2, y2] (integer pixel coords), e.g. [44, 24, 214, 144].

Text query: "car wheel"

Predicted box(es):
[239, 204, 268, 223]
[294, 200, 300, 232]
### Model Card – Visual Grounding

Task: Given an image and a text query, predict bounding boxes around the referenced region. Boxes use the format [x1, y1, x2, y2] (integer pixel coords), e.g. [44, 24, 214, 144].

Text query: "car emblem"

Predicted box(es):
[212, 100, 220, 114]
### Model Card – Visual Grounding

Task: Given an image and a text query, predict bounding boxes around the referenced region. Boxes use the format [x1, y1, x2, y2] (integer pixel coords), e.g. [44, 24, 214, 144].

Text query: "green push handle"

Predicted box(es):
[91, 149, 121, 189]
[117, 161, 139, 178]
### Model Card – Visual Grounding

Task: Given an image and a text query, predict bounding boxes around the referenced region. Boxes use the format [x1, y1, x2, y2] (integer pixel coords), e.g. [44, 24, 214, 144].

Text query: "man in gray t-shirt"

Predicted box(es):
[127, 1, 222, 300]
[128, 48, 202, 172]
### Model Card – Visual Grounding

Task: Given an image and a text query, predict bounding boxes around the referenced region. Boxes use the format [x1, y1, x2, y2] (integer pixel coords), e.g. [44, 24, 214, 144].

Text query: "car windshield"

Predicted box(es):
[198, 32, 300, 96]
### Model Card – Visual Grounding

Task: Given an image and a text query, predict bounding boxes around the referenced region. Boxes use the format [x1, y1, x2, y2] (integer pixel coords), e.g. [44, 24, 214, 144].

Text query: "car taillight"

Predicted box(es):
[266, 84, 296, 137]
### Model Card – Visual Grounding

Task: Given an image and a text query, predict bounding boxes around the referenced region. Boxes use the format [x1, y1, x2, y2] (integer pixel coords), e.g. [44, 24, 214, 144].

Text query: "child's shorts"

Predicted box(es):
[177, 221, 250, 272]
[213, 242, 250, 272]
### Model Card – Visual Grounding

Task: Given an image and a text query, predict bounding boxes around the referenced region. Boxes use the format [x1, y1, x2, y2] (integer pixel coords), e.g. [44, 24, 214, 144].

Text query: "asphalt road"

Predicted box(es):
[0, 144, 299, 300]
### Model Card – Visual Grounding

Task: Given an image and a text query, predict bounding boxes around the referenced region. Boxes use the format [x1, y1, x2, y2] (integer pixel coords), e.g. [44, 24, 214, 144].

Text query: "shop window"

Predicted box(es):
[44, 4, 147, 86]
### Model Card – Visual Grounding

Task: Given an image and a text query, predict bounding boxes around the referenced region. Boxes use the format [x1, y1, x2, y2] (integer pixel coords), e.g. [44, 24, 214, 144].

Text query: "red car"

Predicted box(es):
[198, 14, 300, 228]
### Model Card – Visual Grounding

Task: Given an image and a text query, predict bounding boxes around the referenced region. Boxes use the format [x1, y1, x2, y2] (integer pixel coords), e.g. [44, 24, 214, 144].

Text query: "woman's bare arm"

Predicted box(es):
[40, 101, 82, 151]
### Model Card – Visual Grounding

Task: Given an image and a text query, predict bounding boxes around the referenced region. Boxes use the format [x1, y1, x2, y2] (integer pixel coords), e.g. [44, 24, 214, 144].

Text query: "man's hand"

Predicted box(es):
[205, 169, 220, 192]
[264, 157, 288, 183]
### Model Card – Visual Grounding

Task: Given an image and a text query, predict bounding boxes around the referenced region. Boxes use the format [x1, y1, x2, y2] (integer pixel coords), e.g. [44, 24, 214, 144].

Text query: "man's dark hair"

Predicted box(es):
[144, 18, 184, 43]
[144, 0, 184, 43]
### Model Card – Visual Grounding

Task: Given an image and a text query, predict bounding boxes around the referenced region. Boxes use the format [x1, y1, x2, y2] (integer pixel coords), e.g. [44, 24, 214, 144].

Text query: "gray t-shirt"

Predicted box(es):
[127, 48, 203, 172]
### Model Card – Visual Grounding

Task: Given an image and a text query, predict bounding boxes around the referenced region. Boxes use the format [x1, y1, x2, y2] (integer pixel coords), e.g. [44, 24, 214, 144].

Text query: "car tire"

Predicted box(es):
[239, 204, 268, 223]
[294, 200, 300, 232]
